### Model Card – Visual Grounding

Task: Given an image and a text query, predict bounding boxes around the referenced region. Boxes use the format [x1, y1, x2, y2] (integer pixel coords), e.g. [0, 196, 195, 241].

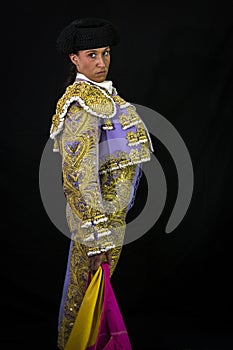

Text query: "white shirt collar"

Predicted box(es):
[75, 73, 113, 94]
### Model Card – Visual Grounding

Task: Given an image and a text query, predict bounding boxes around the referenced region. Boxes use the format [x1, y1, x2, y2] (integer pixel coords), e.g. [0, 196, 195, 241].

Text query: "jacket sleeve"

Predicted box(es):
[56, 102, 117, 256]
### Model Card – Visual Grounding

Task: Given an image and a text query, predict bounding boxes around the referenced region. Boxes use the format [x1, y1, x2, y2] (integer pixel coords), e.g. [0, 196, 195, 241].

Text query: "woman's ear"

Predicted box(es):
[69, 53, 79, 66]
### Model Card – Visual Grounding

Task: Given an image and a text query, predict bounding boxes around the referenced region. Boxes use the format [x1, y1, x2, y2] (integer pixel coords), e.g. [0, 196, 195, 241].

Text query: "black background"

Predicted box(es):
[3, 2, 233, 349]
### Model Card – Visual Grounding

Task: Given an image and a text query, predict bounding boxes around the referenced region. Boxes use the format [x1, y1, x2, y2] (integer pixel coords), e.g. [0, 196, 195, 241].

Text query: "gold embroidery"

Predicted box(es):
[99, 147, 151, 174]
[53, 138, 59, 152]
[51, 114, 60, 129]
[118, 106, 142, 130]
[68, 104, 82, 115]
[101, 117, 114, 130]
[50, 81, 116, 138]
[126, 105, 141, 124]
[126, 126, 149, 146]
[100, 162, 137, 213]
[61, 109, 110, 245]
[59, 107, 141, 252]
[137, 125, 148, 143]
[58, 82, 115, 117]
[129, 148, 141, 163]
[112, 94, 128, 106]
[126, 130, 139, 146]
[140, 143, 151, 161]
[118, 113, 129, 129]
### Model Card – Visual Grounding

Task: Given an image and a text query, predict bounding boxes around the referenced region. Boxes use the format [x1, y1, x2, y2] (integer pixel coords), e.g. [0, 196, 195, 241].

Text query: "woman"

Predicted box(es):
[50, 17, 154, 349]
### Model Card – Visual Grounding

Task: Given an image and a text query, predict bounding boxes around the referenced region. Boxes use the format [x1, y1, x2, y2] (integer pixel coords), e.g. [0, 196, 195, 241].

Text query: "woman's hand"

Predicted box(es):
[88, 250, 112, 275]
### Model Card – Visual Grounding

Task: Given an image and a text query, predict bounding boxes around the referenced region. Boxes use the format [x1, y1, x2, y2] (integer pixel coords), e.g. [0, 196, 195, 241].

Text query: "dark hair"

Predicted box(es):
[65, 62, 77, 87]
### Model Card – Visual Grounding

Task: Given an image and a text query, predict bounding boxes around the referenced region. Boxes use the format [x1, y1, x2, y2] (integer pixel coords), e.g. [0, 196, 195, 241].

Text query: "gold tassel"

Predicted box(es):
[102, 117, 114, 130]
[137, 127, 148, 143]
[126, 131, 139, 146]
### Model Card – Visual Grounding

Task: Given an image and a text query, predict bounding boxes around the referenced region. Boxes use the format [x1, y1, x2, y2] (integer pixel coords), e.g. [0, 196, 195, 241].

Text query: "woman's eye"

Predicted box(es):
[89, 53, 96, 58]
[104, 51, 110, 56]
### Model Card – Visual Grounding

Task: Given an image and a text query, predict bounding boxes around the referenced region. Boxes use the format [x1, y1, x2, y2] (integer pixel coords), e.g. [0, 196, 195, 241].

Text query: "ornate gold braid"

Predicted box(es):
[50, 81, 116, 138]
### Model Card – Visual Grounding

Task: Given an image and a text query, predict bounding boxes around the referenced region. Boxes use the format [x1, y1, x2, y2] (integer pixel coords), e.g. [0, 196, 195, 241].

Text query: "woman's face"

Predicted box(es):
[69, 46, 111, 83]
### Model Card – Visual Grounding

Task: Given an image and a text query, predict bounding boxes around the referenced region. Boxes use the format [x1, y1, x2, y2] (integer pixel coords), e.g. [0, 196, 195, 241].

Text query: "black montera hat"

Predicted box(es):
[56, 17, 119, 54]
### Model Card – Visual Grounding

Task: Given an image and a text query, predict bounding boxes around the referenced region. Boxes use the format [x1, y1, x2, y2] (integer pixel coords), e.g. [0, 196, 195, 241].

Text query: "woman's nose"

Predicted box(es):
[97, 55, 105, 67]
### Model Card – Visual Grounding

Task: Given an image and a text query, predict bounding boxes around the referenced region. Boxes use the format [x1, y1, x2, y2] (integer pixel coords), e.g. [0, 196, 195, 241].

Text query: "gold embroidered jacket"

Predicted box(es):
[50, 80, 154, 256]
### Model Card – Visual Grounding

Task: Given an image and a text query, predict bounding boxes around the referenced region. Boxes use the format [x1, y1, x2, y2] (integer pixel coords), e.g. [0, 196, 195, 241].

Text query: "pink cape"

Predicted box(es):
[87, 262, 132, 350]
